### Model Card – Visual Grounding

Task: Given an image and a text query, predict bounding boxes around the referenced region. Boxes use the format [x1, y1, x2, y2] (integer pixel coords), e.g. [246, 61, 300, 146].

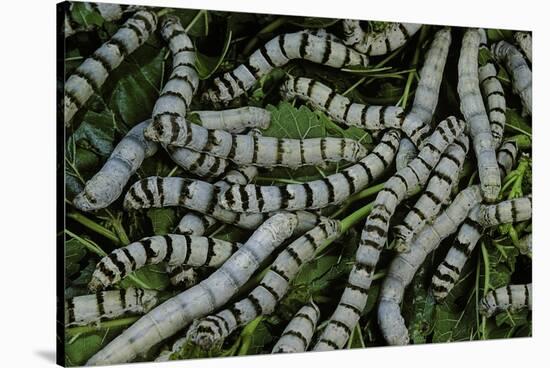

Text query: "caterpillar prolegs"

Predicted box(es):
[272, 302, 321, 353]
[480, 284, 532, 317]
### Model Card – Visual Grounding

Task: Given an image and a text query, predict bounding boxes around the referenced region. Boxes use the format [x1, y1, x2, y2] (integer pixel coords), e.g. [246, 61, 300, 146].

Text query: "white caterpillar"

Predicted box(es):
[341, 20, 422, 56]
[203, 31, 369, 103]
[166, 264, 199, 289]
[272, 302, 321, 353]
[187, 219, 340, 349]
[65, 288, 159, 327]
[191, 107, 271, 133]
[377, 185, 483, 346]
[87, 213, 298, 365]
[497, 141, 518, 178]
[144, 114, 367, 168]
[480, 284, 532, 317]
[88, 234, 242, 291]
[518, 232, 532, 256]
[64, 10, 158, 124]
[166, 146, 230, 178]
[217, 129, 401, 212]
[492, 40, 532, 116]
[314, 117, 465, 350]
[477, 195, 532, 227]
[280, 76, 404, 131]
[396, 138, 418, 170]
[393, 133, 470, 252]
[458, 29, 501, 202]
[64, 3, 126, 37]
[513, 32, 532, 64]
[73, 120, 159, 212]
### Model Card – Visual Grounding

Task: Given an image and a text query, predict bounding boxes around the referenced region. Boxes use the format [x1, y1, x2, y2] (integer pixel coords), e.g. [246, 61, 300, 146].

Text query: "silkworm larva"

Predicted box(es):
[477, 195, 532, 227]
[272, 302, 321, 353]
[314, 117, 465, 350]
[187, 219, 339, 349]
[492, 40, 532, 116]
[497, 141, 518, 178]
[401, 28, 452, 147]
[86, 213, 297, 365]
[73, 120, 159, 212]
[377, 185, 483, 346]
[203, 31, 369, 103]
[480, 284, 532, 317]
[64, 3, 125, 37]
[64, 10, 158, 124]
[518, 232, 532, 256]
[191, 107, 271, 133]
[341, 20, 422, 56]
[144, 114, 367, 168]
[166, 264, 199, 289]
[217, 129, 401, 212]
[88, 234, 241, 291]
[458, 29, 501, 202]
[396, 138, 418, 170]
[166, 146, 230, 178]
[513, 32, 532, 64]
[393, 133, 470, 252]
[65, 288, 159, 327]
[280, 76, 404, 131]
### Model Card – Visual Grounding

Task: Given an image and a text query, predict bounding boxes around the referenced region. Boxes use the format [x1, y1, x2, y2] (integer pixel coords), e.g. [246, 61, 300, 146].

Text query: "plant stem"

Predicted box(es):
[243, 17, 287, 55]
[480, 241, 490, 340]
[400, 26, 429, 109]
[65, 230, 107, 257]
[185, 10, 207, 33]
[65, 316, 140, 336]
[67, 212, 120, 244]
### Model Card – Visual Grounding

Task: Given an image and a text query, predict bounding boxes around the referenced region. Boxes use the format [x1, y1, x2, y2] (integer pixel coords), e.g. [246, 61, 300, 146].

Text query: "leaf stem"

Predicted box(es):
[65, 316, 140, 336]
[67, 212, 120, 244]
[480, 241, 490, 340]
[243, 17, 288, 55]
[185, 10, 207, 33]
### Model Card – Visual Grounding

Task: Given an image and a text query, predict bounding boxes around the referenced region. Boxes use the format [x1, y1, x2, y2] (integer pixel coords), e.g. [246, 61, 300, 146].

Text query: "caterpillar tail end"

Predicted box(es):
[377, 299, 410, 346]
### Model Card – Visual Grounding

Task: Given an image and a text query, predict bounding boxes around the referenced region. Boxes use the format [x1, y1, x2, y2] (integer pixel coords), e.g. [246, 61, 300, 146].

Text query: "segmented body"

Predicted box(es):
[513, 32, 532, 63]
[272, 302, 321, 353]
[191, 107, 271, 133]
[480, 284, 532, 317]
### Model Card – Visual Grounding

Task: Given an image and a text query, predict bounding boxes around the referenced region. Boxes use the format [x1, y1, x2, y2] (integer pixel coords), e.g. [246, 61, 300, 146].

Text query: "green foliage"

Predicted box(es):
[70, 3, 104, 28]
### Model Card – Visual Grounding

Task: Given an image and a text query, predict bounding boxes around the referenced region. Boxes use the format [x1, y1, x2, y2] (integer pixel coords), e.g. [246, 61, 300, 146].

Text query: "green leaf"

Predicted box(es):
[195, 29, 233, 79]
[172, 9, 210, 37]
[119, 264, 170, 291]
[485, 244, 519, 289]
[506, 108, 532, 135]
[263, 102, 326, 139]
[71, 3, 104, 28]
[487, 28, 514, 43]
[71, 110, 116, 157]
[147, 208, 177, 235]
[64, 324, 129, 366]
[406, 262, 436, 344]
[65, 239, 87, 277]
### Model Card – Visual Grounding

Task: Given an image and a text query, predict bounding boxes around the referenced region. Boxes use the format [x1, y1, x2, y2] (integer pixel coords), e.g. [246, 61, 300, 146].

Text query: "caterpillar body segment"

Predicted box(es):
[87, 213, 298, 365]
[166, 264, 199, 289]
[479, 60, 506, 148]
[518, 232, 532, 256]
[73, 120, 159, 212]
[166, 146, 230, 178]
[192, 107, 271, 133]
[217, 129, 402, 212]
[203, 31, 369, 103]
[514, 32, 532, 63]
[458, 29, 501, 202]
[313, 117, 465, 351]
[480, 284, 532, 317]
[497, 141, 519, 178]
[272, 302, 321, 353]
[65, 288, 159, 327]
[64, 10, 158, 124]
[477, 195, 532, 227]
[396, 138, 418, 170]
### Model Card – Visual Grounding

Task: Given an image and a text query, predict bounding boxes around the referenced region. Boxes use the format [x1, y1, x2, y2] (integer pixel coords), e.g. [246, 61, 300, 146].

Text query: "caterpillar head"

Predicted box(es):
[160, 15, 182, 39]
[186, 318, 225, 350]
[73, 174, 120, 212]
[279, 77, 296, 101]
[479, 293, 497, 317]
[140, 290, 161, 312]
[344, 139, 368, 162]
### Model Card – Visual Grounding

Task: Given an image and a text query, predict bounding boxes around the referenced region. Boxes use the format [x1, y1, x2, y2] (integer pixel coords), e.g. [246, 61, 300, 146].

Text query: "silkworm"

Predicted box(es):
[393, 133, 470, 252]
[313, 116, 465, 350]
[144, 114, 367, 168]
[217, 129, 401, 212]
[458, 29, 501, 202]
[87, 213, 297, 365]
[73, 120, 159, 212]
[377, 185, 483, 346]
[341, 20, 422, 56]
[88, 234, 242, 291]
[492, 40, 532, 116]
[395, 138, 418, 170]
[477, 195, 532, 227]
[166, 264, 199, 289]
[480, 284, 532, 317]
[497, 141, 518, 178]
[272, 302, 321, 353]
[187, 219, 340, 349]
[517, 232, 532, 256]
[513, 32, 532, 64]
[166, 146, 230, 178]
[203, 31, 369, 103]
[64, 3, 125, 37]
[280, 76, 404, 131]
[65, 288, 159, 327]
[191, 107, 271, 133]
[64, 10, 158, 124]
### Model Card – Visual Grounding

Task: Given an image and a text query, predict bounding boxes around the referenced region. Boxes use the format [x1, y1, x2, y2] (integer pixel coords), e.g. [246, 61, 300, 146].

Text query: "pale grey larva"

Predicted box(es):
[272, 302, 321, 353]
[341, 20, 422, 56]
[497, 141, 518, 178]
[187, 219, 340, 349]
[393, 133, 470, 252]
[477, 195, 532, 227]
[65, 288, 159, 327]
[280, 76, 404, 131]
[64, 3, 125, 38]
[144, 114, 367, 168]
[217, 129, 401, 212]
[166, 264, 199, 289]
[458, 29, 501, 202]
[73, 120, 158, 212]
[313, 117, 465, 351]
[88, 234, 241, 292]
[479, 61, 506, 148]
[87, 213, 298, 365]
[517, 232, 532, 256]
[513, 32, 532, 64]
[64, 10, 158, 124]
[395, 138, 418, 171]
[492, 40, 532, 116]
[480, 284, 532, 317]
[191, 107, 271, 133]
[166, 146, 230, 178]
[203, 31, 369, 103]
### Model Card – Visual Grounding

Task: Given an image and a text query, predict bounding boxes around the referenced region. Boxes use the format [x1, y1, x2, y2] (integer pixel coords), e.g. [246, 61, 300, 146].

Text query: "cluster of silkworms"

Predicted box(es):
[64, 5, 532, 365]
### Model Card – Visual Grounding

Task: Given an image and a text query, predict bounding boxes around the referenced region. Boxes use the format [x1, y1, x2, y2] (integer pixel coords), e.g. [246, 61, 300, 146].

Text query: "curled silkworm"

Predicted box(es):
[187, 219, 340, 349]
[65, 288, 159, 327]
[145, 114, 367, 168]
[88, 234, 241, 291]
[477, 195, 532, 227]
[191, 107, 271, 133]
[280, 76, 404, 131]
[396, 138, 418, 170]
[513, 32, 532, 64]
[480, 284, 532, 317]
[497, 141, 518, 178]
[458, 29, 501, 202]
[203, 31, 369, 103]
[217, 129, 401, 212]
[314, 117, 465, 351]
[492, 40, 532, 115]
[341, 20, 422, 56]
[272, 302, 321, 353]
[87, 213, 297, 365]
[393, 133, 470, 252]
[73, 120, 159, 212]
[64, 10, 158, 124]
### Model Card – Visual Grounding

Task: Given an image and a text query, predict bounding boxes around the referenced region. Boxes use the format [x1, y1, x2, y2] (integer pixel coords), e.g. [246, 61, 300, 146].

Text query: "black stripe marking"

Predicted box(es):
[341, 170, 356, 195]
[324, 91, 337, 110]
[121, 248, 136, 272]
[270, 265, 290, 282]
[487, 91, 505, 98]
[259, 45, 276, 68]
[140, 179, 155, 205]
[318, 338, 339, 349]
[328, 319, 351, 337]
[140, 238, 157, 259]
[286, 246, 303, 266]
[260, 282, 280, 300]
[107, 253, 126, 276]
[97, 291, 106, 317]
[278, 35, 289, 59]
[321, 38, 333, 64]
[281, 330, 308, 348]
[247, 294, 263, 315]
[299, 32, 309, 58]
[322, 178, 335, 204]
[339, 302, 362, 316]
[66, 298, 75, 324]
[303, 183, 314, 208]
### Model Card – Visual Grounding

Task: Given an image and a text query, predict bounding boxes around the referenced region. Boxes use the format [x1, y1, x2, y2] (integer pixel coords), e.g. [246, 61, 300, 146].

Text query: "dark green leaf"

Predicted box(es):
[65, 239, 87, 277]
[71, 3, 104, 28]
[195, 30, 233, 79]
[71, 110, 116, 157]
[147, 208, 177, 235]
[119, 264, 170, 291]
